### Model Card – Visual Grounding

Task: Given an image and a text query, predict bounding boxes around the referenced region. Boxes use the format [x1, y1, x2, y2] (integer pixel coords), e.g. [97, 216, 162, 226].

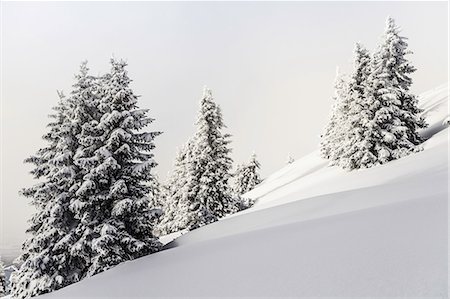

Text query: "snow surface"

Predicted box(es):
[33, 84, 448, 298]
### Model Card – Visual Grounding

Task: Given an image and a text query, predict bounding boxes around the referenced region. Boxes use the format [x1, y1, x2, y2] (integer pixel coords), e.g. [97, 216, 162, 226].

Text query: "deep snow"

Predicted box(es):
[29, 84, 448, 297]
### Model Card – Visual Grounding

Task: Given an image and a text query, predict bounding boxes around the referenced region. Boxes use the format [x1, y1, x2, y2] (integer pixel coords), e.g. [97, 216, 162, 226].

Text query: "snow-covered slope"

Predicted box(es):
[38, 84, 448, 298]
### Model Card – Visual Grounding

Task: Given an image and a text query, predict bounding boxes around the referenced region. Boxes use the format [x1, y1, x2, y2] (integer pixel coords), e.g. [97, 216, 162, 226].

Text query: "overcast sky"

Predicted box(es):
[1, 1, 448, 251]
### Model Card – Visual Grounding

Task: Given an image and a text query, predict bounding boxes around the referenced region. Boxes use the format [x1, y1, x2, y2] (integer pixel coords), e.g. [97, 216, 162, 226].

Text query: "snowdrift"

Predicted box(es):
[37, 84, 448, 298]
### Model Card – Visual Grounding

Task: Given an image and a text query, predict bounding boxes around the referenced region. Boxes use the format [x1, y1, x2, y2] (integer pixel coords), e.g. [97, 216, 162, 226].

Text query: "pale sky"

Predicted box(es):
[1, 1, 448, 251]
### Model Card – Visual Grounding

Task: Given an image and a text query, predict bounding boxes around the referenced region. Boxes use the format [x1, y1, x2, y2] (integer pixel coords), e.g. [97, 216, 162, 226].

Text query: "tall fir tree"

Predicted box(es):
[70, 58, 162, 277]
[159, 87, 238, 233]
[13, 59, 163, 298]
[186, 87, 237, 227]
[233, 153, 262, 195]
[0, 257, 6, 297]
[361, 17, 426, 166]
[333, 43, 377, 169]
[12, 62, 99, 298]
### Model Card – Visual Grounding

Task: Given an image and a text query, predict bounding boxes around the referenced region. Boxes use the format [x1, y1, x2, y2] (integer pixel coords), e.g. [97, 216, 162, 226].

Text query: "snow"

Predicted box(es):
[37, 84, 448, 298]
[419, 83, 449, 139]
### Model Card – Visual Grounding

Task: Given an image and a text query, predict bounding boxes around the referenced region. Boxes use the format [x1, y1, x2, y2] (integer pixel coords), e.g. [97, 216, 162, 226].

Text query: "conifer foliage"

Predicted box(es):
[365, 17, 426, 163]
[319, 69, 349, 161]
[159, 87, 240, 234]
[335, 43, 374, 169]
[71, 59, 162, 277]
[320, 17, 426, 170]
[233, 153, 262, 195]
[158, 141, 195, 234]
[190, 87, 236, 220]
[0, 258, 6, 297]
[12, 59, 161, 298]
[12, 70, 89, 298]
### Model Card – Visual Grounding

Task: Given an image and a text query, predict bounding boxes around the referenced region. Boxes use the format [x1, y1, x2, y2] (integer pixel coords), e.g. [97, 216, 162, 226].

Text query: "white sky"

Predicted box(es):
[1, 1, 448, 250]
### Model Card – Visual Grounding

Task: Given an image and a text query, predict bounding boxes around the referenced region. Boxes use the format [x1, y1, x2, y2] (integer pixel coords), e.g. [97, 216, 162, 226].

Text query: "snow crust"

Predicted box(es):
[37, 84, 448, 298]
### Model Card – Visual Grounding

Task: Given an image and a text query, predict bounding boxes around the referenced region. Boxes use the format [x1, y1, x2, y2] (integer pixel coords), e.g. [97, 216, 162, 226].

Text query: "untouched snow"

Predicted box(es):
[36, 84, 448, 298]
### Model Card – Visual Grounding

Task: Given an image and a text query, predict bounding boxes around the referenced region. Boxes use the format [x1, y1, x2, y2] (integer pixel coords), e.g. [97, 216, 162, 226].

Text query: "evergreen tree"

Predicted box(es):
[139, 171, 162, 213]
[333, 43, 376, 169]
[233, 153, 262, 195]
[319, 69, 349, 161]
[71, 58, 162, 277]
[160, 87, 238, 233]
[0, 257, 6, 297]
[321, 18, 425, 170]
[187, 87, 237, 227]
[360, 17, 426, 166]
[157, 141, 194, 235]
[12, 62, 97, 298]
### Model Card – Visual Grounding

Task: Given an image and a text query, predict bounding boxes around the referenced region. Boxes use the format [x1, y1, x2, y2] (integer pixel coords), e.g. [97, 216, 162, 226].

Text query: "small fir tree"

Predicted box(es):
[319, 68, 349, 161]
[233, 153, 262, 195]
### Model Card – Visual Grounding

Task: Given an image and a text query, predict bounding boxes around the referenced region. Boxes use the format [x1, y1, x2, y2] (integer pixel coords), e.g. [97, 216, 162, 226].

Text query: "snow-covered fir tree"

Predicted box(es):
[186, 87, 238, 227]
[319, 68, 349, 160]
[13, 59, 163, 298]
[233, 153, 262, 195]
[11, 62, 97, 298]
[70, 58, 162, 277]
[321, 18, 425, 170]
[147, 172, 163, 209]
[357, 17, 426, 166]
[332, 43, 375, 169]
[159, 87, 240, 234]
[0, 257, 6, 297]
[158, 141, 195, 235]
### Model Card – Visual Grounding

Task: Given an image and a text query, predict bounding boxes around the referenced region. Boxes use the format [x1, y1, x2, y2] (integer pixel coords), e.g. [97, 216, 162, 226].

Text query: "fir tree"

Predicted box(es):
[0, 257, 6, 297]
[13, 59, 163, 297]
[12, 62, 97, 299]
[158, 141, 196, 235]
[233, 153, 262, 195]
[361, 17, 426, 166]
[319, 69, 349, 161]
[71, 58, 162, 277]
[148, 173, 163, 209]
[187, 87, 237, 227]
[160, 87, 238, 233]
[333, 43, 377, 169]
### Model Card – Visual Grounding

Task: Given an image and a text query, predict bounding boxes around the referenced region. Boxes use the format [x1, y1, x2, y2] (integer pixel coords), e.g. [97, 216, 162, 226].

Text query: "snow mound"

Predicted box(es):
[38, 85, 448, 298]
[418, 83, 449, 139]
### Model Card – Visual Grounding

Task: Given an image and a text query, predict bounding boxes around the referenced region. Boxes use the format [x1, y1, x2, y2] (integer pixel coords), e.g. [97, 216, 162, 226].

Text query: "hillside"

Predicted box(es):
[30, 84, 449, 298]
